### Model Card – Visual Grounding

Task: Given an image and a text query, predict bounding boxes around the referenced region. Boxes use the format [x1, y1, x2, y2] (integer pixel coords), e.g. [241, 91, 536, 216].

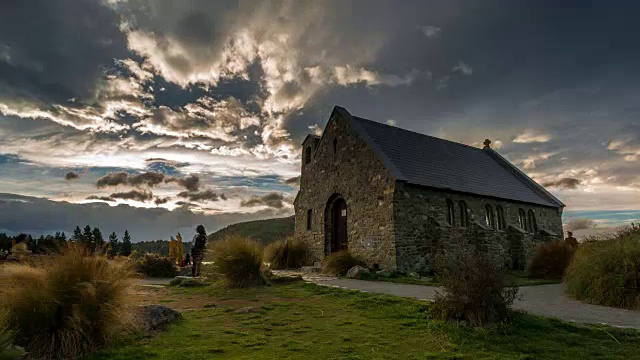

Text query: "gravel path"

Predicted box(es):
[307, 277, 640, 330]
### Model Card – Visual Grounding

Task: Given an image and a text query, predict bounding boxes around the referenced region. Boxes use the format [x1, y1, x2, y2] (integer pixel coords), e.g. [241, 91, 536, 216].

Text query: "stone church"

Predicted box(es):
[293, 106, 565, 272]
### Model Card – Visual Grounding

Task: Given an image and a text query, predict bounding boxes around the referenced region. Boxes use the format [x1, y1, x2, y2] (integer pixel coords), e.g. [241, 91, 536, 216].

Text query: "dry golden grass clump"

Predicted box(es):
[528, 240, 574, 279]
[0, 245, 137, 359]
[264, 237, 310, 270]
[564, 224, 640, 309]
[210, 236, 266, 288]
[322, 250, 367, 276]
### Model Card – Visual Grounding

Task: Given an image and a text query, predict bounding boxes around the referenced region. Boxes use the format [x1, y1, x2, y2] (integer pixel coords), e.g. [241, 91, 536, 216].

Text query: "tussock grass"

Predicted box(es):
[528, 240, 574, 279]
[133, 253, 177, 278]
[210, 236, 266, 288]
[0, 245, 137, 359]
[321, 251, 366, 276]
[264, 238, 310, 269]
[564, 224, 640, 309]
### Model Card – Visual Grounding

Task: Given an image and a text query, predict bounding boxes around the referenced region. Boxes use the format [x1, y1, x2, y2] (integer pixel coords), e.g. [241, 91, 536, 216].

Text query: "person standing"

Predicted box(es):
[564, 231, 578, 249]
[191, 225, 207, 277]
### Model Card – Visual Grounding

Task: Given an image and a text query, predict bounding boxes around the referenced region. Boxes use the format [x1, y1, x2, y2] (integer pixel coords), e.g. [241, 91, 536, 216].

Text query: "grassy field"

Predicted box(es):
[87, 279, 639, 360]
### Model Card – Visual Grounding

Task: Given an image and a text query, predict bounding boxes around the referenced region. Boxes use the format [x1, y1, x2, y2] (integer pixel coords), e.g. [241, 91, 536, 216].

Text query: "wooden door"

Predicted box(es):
[332, 199, 348, 252]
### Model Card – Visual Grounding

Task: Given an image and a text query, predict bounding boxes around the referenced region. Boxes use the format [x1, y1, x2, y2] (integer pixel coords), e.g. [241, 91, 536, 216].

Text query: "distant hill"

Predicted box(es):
[207, 216, 295, 244]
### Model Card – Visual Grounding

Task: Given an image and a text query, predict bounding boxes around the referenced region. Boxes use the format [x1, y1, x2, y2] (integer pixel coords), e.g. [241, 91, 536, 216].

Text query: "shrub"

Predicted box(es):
[564, 224, 640, 309]
[0, 245, 136, 359]
[0, 311, 24, 360]
[264, 237, 310, 269]
[322, 251, 367, 276]
[432, 238, 519, 327]
[528, 240, 574, 279]
[210, 236, 266, 288]
[133, 253, 177, 278]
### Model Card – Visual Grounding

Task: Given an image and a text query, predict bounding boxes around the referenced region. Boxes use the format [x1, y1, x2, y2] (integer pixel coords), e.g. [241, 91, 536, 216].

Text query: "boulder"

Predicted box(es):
[408, 272, 421, 279]
[138, 305, 182, 331]
[169, 276, 207, 287]
[346, 265, 369, 279]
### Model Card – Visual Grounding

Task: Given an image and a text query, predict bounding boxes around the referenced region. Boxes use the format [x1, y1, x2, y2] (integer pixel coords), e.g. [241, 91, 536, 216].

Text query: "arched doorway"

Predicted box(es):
[325, 195, 348, 254]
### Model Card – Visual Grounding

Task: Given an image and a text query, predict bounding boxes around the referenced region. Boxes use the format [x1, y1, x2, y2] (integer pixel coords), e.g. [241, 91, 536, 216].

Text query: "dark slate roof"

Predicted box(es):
[336, 107, 563, 208]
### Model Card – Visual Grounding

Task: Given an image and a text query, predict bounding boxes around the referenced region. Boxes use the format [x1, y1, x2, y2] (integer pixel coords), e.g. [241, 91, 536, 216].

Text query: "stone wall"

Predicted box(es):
[294, 111, 398, 269]
[393, 183, 563, 272]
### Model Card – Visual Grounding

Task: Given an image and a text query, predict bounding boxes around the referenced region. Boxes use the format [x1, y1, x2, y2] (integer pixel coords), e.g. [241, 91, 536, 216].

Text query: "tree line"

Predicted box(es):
[0, 225, 133, 257]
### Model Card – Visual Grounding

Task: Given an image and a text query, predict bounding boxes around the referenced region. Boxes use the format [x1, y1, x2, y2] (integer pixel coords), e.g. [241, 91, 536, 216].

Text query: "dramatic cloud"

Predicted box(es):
[608, 138, 640, 161]
[64, 171, 79, 180]
[154, 197, 170, 205]
[513, 130, 553, 144]
[240, 192, 287, 209]
[128, 172, 165, 187]
[96, 172, 129, 188]
[86, 195, 115, 202]
[109, 189, 153, 202]
[565, 218, 597, 232]
[96, 171, 165, 188]
[542, 178, 581, 190]
[165, 174, 200, 192]
[177, 189, 223, 202]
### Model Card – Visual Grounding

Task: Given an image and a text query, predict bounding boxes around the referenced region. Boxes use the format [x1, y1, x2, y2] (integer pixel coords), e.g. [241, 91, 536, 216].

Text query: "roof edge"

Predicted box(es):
[484, 148, 565, 208]
[334, 106, 407, 182]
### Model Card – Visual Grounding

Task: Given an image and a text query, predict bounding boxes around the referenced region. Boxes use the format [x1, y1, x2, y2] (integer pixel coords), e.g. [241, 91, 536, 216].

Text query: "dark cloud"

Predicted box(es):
[565, 218, 597, 232]
[177, 189, 223, 202]
[542, 178, 581, 190]
[154, 197, 170, 205]
[109, 189, 153, 202]
[240, 192, 286, 209]
[86, 195, 114, 202]
[96, 172, 129, 188]
[165, 174, 200, 191]
[96, 171, 167, 188]
[64, 171, 79, 180]
[284, 176, 300, 185]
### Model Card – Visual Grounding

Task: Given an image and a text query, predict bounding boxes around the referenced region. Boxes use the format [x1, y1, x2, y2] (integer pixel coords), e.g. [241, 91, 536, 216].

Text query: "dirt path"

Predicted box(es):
[309, 277, 640, 330]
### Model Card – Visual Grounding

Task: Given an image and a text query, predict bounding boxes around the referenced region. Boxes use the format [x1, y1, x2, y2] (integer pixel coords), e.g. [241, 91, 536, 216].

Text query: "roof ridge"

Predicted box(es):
[351, 116, 485, 152]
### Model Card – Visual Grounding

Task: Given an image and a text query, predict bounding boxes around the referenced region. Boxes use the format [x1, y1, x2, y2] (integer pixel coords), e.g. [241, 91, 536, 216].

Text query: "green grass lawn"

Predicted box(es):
[359, 270, 561, 287]
[87, 280, 639, 360]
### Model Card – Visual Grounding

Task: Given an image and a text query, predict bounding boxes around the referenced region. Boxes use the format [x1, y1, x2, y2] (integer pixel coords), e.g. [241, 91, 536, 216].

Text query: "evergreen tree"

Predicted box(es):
[92, 227, 104, 252]
[82, 225, 94, 251]
[108, 232, 119, 257]
[121, 230, 132, 256]
[72, 226, 83, 242]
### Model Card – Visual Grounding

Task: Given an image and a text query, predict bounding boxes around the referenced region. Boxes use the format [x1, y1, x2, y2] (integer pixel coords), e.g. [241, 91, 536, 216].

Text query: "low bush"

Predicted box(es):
[133, 253, 177, 278]
[528, 240, 574, 279]
[432, 237, 518, 327]
[210, 236, 266, 288]
[264, 237, 310, 269]
[0, 245, 136, 359]
[564, 224, 640, 309]
[0, 311, 24, 360]
[322, 251, 367, 276]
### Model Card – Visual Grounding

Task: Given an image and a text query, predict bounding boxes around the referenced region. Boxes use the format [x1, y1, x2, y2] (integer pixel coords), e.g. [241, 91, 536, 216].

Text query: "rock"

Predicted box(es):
[233, 307, 258, 314]
[169, 276, 206, 287]
[408, 272, 421, 279]
[138, 305, 182, 331]
[346, 265, 369, 279]
[376, 270, 391, 277]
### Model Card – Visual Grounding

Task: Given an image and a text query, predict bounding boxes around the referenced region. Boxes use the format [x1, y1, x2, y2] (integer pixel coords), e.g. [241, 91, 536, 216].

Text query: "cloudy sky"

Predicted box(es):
[1, 0, 639, 238]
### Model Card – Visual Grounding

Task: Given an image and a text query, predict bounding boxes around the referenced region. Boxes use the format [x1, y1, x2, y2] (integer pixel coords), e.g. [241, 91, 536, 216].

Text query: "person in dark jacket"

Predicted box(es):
[191, 225, 207, 277]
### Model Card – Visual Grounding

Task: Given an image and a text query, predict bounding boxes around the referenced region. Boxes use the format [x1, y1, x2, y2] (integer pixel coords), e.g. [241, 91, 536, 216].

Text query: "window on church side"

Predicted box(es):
[306, 209, 312, 231]
[485, 204, 495, 229]
[528, 210, 538, 233]
[304, 146, 312, 164]
[333, 138, 338, 154]
[496, 205, 505, 230]
[518, 208, 527, 231]
[446, 199, 455, 226]
[458, 201, 468, 227]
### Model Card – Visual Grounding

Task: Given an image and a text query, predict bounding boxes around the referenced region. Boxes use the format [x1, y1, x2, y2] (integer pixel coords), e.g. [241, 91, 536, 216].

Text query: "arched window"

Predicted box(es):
[306, 209, 313, 231]
[496, 206, 506, 230]
[528, 210, 538, 233]
[304, 146, 312, 164]
[459, 201, 468, 227]
[485, 204, 495, 229]
[518, 208, 527, 230]
[446, 199, 455, 226]
[333, 138, 338, 154]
